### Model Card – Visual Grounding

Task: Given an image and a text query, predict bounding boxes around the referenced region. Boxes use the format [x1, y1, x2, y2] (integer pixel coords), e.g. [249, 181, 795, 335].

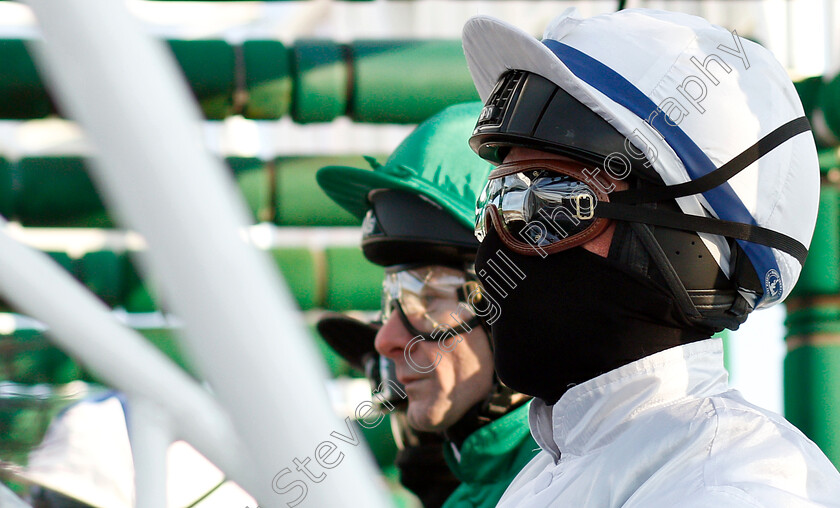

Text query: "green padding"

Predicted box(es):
[0, 390, 84, 463]
[167, 40, 235, 120]
[791, 186, 839, 296]
[784, 344, 840, 469]
[351, 40, 480, 123]
[358, 414, 398, 469]
[819, 73, 840, 143]
[324, 247, 383, 311]
[291, 40, 347, 123]
[9, 155, 286, 227]
[275, 156, 365, 226]
[137, 328, 195, 376]
[16, 157, 111, 227]
[0, 40, 51, 119]
[0, 157, 12, 217]
[270, 248, 318, 310]
[795, 76, 823, 120]
[0, 327, 190, 386]
[45, 251, 74, 274]
[243, 40, 292, 120]
[122, 256, 159, 313]
[79, 251, 125, 306]
[819, 148, 839, 173]
[0, 330, 82, 385]
[123, 286, 156, 313]
[227, 156, 270, 221]
[786, 306, 840, 336]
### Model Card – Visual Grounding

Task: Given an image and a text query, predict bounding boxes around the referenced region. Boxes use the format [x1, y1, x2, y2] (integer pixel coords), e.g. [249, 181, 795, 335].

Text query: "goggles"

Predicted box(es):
[381, 266, 478, 335]
[474, 159, 612, 255]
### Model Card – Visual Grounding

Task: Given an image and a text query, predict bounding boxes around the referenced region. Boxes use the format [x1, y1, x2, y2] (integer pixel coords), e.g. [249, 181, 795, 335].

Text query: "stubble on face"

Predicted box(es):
[399, 329, 494, 433]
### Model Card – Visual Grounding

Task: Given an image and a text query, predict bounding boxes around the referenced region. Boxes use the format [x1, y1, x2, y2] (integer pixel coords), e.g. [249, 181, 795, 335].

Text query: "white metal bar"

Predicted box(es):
[5, 224, 362, 254]
[128, 397, 172, 508]
[0, 224, 250, 496]
[0, 482, 31, 508]
[23, 2, 391, 507]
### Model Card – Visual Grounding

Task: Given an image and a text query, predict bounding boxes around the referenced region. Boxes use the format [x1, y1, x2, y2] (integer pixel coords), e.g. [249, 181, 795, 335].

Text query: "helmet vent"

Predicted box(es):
[475, 70, 525, 132]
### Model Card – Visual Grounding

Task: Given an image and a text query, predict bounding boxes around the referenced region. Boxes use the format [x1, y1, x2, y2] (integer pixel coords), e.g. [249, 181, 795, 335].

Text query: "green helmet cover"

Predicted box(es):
[317, 101, 494, 230]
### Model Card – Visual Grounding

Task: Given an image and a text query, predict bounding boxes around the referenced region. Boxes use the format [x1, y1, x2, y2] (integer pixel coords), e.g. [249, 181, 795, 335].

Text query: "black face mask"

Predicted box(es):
[474, 225, 710, 405]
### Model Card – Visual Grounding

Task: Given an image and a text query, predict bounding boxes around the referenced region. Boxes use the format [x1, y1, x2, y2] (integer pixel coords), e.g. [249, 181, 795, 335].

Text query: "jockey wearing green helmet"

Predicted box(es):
[316, 102, 538, 508]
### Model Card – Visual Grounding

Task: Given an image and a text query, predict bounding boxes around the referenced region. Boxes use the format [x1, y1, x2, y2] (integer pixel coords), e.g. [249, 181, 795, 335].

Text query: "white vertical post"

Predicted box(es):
[23, 1, 391, 507]
[0, 224, 250, 497]
[129, 397, 172, 508]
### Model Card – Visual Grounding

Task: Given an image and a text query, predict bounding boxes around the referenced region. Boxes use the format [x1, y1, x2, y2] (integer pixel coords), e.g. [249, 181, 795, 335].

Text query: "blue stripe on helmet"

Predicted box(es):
[542, 38, 782, 304]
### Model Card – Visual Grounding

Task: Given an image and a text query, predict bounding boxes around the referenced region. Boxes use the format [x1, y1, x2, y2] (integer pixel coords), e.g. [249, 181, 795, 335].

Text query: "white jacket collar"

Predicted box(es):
[529, 339, 728, 461]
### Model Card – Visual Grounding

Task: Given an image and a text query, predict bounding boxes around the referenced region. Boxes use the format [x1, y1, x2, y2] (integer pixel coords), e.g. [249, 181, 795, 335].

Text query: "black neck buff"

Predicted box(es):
[474, 226, 711, 405]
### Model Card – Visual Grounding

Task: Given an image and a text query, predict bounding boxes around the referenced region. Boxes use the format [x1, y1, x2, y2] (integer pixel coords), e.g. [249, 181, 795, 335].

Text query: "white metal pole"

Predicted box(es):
[129, 397, 172, 508]
[0, 224, 250, 495]
[0, 481, 32, 508]
[23, 2, 391, 507]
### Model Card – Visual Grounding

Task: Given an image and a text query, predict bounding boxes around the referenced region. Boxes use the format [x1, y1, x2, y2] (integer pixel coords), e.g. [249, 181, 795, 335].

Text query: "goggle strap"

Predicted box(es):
[610, 116, 811, 206]
[596, 201, 808, 265]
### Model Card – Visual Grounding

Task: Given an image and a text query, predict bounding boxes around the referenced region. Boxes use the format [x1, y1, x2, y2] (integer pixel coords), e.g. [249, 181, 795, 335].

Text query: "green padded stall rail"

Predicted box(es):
[795, 75, 840, 148]
[351, 40, 479, 123]
[0, 388, 84, 464]
[45, 251, 74, 274]
[820, 73, 840, 146]
[271, 246, 383, 311]
[790, 185, 840, 296]
[291, 39, 348, 123]
[0, 330, 84, 385]
[167, 40, 236, 120]
[324, 247, 383, 311]
[270, 247, 320, 310]
[0, 41, 836, 127]
[0, 157, 11, 217]
[243, 40, 293, 119]
[78, 250, 125, 307]
[0, 321, 357, 387]
[121, 256, 159, 313]
[1, 245, 383, 312]
[0, 156, 370, 227]
[359, 414, 398, 470]
[0, 250, 147, 313]
[795, 76, 827, 147]
[784, 343, 840, 469]
[0, 325, 256, 388]
[228, 156, 273, 222]
[819, 147, 840, 175]
[0, 40, 52, 119]
[13, 157, 111, 227]
[274, 156, 371, 226]
[0, 38, 478, 123]
[786, 306, 840, 336]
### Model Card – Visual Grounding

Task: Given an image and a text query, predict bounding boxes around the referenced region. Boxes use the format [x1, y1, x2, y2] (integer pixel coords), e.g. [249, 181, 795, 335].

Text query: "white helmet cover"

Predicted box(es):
[462, 8, 819, 309]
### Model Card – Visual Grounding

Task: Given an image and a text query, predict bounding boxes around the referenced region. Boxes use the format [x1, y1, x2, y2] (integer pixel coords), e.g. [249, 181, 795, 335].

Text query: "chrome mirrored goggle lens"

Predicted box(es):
[380, 266, 473, 334]
[475, 169, 599, 249]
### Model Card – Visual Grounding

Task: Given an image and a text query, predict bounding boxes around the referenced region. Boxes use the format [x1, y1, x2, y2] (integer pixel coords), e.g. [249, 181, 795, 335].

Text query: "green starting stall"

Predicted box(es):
[0, 29, 839, 488]
[0, 36, 478, 492]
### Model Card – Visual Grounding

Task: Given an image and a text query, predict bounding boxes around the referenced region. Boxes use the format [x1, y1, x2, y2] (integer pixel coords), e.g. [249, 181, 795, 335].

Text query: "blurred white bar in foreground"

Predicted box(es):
[22, 1, 392, 507]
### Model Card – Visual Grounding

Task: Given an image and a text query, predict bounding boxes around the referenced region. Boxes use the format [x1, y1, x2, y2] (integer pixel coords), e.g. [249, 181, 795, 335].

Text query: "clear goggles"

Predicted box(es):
[381, 266, 478, 334]
[474, 159, 612, 255]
